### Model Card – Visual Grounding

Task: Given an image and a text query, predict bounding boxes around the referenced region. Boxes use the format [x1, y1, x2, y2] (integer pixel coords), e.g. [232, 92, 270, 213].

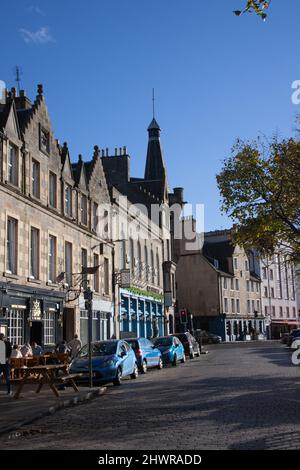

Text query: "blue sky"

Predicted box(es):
[1, 0, 299, 230]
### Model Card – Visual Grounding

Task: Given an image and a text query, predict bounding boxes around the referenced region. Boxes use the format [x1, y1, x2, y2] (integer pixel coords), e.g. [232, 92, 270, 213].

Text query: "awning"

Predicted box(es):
[271, 321, 300, 325]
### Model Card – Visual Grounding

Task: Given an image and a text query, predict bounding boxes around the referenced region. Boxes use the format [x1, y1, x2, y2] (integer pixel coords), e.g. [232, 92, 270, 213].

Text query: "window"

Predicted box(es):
[151, 250, 155, 284]
[264, 287, 268, 298]
[271, 287, 275, 298]
[262, 267, 267, 279]
[293, 307, 296, 318]
[231, 299, 235, 313]
[93, 254, 99, 292]
[130, 238, 135, 275]
[223, 278, 227, 289]
[251, 281, 254, 292]
[144, 245, 149, 281]
[256, 300, 260, 313]
[265, 306, 268, 316]
[65, 184, 72, 217]
[44, 311, 55, 345]
[104, 258, 109, 294]
[270, 269, 274, 281]
[137, 241, 142, 279]
[65, 242, 73, 286]
[49, 172, 57, 208]
[156, 252, 160, 286]
[247, 300, 251, 314]
[6, 217, 18, 274]
[246, 280, 250, 292]
[245, 260, 249, 271]
[252, 300, 255, 314]
[272, 306, 276, 317]
[230, 278, 234, 290]
[234, 258, 238, 269]
[31, 159, 40, 198]
[40, 126, 50, 154]
[256, 283, 259, 293]
[48, 235, 56, 283]
[81, 195, 88, 225]
[236, 299, 240, 313]
[81, 248, 88, 290]
[286, 307, 290, 318]
[224, 298, 228, 313]
[235, 279, 239, 290]
[120, 240, 126, 270]
[8, 144, 18, 186]
[7, 308, 24, 345]
[93, 203, 98, 231]
[279, 306, 283, 318]
[30, 227, 40, 279]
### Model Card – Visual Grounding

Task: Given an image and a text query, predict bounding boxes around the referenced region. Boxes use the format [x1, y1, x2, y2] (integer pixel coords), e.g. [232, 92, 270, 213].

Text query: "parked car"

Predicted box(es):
[126, 337, 163, 373]
[173, 332, 200, 359]
[287, 329, 300, 347]
[70, 340, 138, 386]
[152, 336, 186, 366]
[194, 329, 222, 344]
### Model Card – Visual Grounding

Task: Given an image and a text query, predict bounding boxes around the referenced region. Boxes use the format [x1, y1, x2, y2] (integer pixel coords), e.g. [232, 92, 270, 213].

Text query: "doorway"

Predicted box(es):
[30, 322, 43, 345]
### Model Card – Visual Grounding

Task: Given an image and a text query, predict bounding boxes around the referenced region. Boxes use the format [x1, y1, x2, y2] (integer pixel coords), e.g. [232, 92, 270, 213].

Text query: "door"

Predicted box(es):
[30, 322, 43, 345]
[119, 342, 132, 375]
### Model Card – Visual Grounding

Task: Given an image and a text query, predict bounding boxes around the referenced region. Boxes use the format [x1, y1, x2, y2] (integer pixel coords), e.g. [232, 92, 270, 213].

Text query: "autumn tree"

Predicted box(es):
[216, 137, 300, 261]
[234, 0, 272, 20]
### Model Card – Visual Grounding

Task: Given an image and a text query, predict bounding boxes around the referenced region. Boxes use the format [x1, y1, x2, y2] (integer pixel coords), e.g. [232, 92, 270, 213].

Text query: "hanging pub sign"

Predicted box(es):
[30, 299, 42, 321]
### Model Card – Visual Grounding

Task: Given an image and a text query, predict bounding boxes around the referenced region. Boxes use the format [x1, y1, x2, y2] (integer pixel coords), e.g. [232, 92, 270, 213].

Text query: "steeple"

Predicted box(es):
[144, 117, 166, 181]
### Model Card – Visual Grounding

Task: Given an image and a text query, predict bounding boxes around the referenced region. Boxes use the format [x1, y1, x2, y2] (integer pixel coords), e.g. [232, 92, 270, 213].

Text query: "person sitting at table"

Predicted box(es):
[11, 344, 22, 358]
[55, 340, 70, 354]
[20, 342, 33, 357]
[31, 341, 43, 356]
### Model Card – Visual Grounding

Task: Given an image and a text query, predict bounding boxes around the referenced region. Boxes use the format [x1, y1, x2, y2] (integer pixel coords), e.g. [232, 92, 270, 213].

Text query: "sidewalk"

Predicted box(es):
[0, 384, 106, 436]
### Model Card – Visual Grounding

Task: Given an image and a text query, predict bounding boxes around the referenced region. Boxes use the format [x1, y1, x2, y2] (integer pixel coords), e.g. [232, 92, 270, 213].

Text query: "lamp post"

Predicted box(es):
[84, 287, 93, 389]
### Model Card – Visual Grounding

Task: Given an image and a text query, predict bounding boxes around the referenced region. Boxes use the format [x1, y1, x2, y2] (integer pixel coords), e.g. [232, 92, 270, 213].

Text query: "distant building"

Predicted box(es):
[260, 255, 298, 338]
[176, 227, 266, 341]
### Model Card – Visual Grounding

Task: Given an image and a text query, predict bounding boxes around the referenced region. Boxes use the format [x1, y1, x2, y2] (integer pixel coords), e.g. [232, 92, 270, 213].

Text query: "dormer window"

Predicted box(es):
[8, 143, 18, 186]
[81, 195, 87, 225]
[65, 184, 72, 217]
[39, 125, 50, 154]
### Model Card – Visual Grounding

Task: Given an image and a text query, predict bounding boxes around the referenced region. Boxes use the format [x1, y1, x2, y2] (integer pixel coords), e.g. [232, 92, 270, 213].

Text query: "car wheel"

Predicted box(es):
[141, 360, 147, 374]
[172, 354, 177, 366]
[113, 367, 122, 386]
[130, 363, 139, 379]
[196, 347, 201, 357]
[157, 358, 163, 370]
[181, 354, 186, 364]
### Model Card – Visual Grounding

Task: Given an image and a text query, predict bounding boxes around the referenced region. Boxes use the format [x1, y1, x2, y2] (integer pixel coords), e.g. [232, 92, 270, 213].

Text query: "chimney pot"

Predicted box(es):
[123, 146, 127, 155]
[19, 90, 25, 97]
[115, 148, 118, 156]
[106, 148, 109, 157]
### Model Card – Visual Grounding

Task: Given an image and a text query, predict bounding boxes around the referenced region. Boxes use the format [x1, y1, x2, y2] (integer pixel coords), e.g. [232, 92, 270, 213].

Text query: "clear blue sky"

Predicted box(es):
[1, 0, 299, 231]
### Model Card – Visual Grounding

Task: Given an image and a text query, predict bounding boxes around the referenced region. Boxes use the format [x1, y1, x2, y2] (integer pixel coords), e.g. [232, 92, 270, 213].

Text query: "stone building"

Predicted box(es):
[0, 85, 113, 348]
[176, 228, 266, 341]
[260, 255, 299, 339]
[101, 117, 184, 338]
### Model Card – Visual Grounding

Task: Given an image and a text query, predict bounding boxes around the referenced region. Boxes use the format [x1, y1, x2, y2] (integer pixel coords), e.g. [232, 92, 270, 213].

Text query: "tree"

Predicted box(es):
[234, 1, 272, 20]
[216, 136, 300, 261]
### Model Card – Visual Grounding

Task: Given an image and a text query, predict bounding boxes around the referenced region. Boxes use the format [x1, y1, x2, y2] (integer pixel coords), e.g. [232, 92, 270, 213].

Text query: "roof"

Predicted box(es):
[147, 118, 160, 131]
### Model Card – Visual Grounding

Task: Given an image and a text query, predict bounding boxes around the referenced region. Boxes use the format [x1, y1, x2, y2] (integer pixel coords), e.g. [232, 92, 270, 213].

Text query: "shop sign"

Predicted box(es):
[30, 299, 42, 321]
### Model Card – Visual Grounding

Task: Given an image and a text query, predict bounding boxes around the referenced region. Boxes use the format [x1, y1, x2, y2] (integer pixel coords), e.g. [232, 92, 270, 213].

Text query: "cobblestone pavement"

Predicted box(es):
[1, 341, 300, 450]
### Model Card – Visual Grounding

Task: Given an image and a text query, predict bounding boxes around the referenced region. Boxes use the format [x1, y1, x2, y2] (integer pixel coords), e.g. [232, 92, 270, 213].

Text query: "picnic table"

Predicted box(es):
[13, 364, 80, 399]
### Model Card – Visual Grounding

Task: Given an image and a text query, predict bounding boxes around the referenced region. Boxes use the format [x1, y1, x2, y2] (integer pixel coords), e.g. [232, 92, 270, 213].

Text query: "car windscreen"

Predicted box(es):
[126, 340, 139, 350]
[175, 334, 188, 342]
[153, 337, 173, 347]
[78, 342, 117, 357]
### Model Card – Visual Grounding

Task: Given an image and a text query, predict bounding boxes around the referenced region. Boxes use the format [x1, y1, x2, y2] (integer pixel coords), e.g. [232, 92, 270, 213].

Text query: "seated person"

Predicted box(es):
[55, 340, 70, 354]
[11, 344, 23, 358]
[20, 342, 33, 357]
[31, 341, 43, 356]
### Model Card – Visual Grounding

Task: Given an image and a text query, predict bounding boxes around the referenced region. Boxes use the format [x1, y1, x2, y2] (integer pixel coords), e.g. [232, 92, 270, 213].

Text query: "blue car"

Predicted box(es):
[126, 337, 163, 373]
[152, 336, 186, 366]
[70, 340, 138, 386]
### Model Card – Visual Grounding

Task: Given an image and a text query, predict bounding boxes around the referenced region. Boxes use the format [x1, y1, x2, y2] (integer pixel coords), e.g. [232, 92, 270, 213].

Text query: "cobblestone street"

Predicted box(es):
[1, 341, 300, 450]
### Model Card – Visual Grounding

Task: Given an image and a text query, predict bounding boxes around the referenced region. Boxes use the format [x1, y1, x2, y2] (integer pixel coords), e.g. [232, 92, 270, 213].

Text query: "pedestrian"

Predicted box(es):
[67, 334, 82, 359]
[31, 341, 43, 356]
[11, 344, 22, 359]
[0, 333, 12, 395]
[20, 342, 33, 357]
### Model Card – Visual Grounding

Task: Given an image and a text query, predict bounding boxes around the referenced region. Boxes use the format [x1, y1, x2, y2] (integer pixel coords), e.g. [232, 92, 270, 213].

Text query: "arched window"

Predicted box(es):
[144, 245, 149, 281]
[137, 240, 142, 279]
[151, 249, 154, 284]
[156, 252, 160, 286]
[130, 238, 134, 275]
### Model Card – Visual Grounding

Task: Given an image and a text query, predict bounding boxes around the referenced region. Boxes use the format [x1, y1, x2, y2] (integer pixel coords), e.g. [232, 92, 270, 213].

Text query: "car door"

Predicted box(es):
[174, 337, 183, 358]
[146, 339, 157, 366]
[123, 341, 135, 375]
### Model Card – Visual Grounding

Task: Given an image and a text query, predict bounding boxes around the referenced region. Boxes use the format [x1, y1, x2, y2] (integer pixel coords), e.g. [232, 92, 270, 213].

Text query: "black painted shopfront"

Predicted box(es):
[0, 282, 65, 349]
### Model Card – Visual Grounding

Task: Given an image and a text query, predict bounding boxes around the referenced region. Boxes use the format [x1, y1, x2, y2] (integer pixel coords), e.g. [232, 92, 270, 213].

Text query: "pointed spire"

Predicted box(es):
[144, 115, 166, 181]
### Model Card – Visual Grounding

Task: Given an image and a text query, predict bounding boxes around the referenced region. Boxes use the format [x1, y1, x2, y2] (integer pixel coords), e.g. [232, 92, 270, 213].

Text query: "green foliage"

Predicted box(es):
[216, 136, 300, 261]
[234, 1, 271, 20]
[126, 287, 163, 302]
